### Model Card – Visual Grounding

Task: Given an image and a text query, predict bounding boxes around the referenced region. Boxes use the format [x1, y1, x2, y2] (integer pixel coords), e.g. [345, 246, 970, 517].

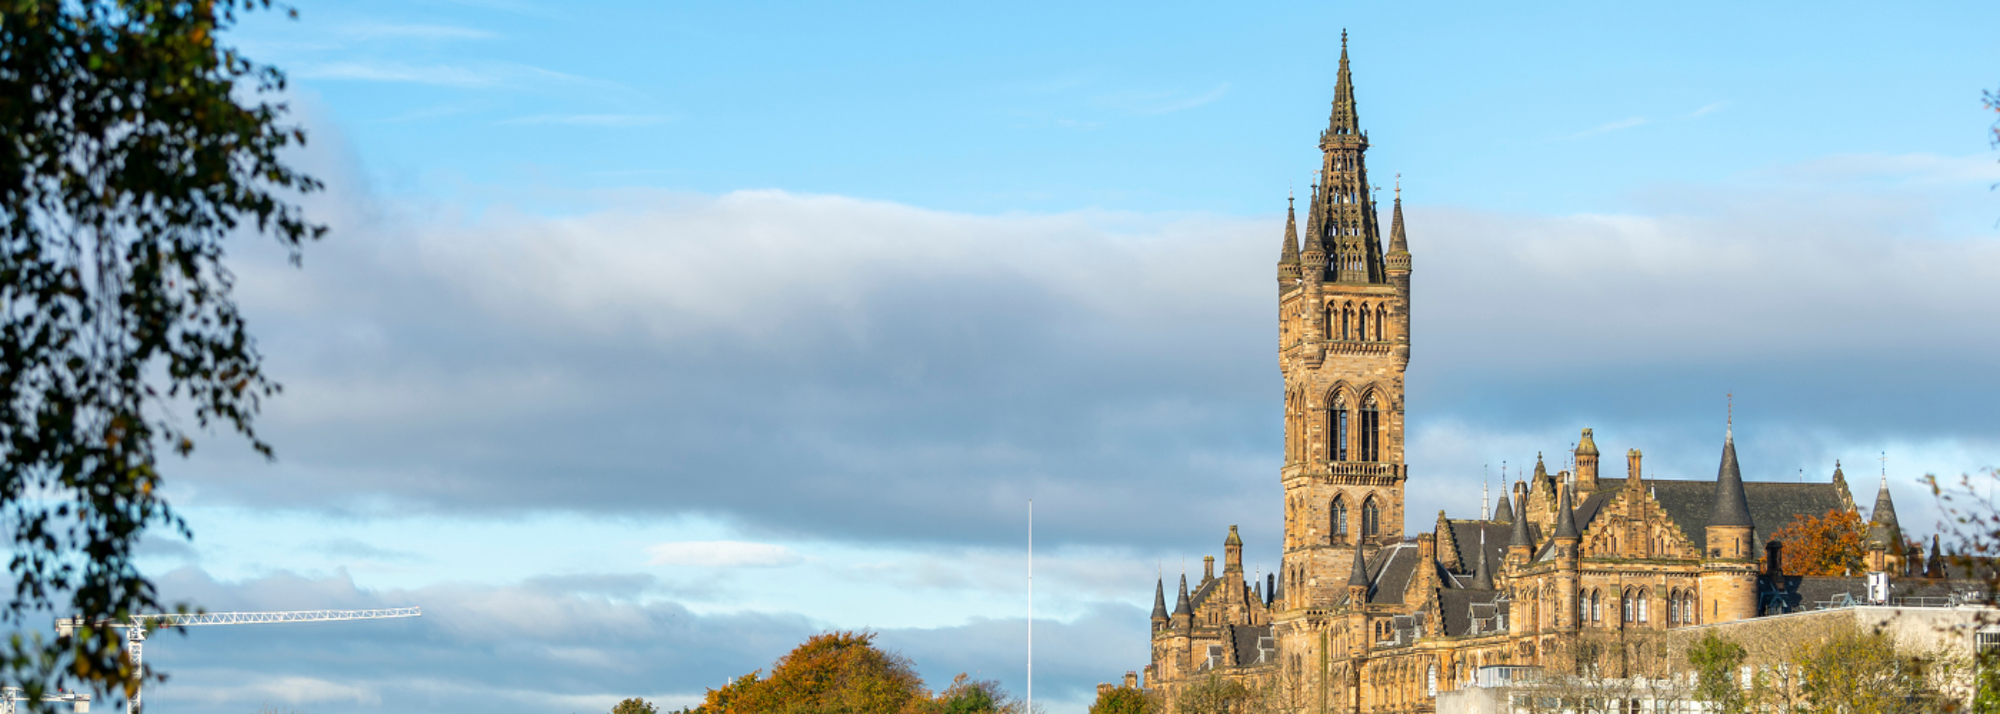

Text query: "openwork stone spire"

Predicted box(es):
[1305, 29, 1384, 285]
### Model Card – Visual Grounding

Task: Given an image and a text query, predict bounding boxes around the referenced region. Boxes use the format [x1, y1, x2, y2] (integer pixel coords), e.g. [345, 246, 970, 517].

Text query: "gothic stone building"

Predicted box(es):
[1135, 36, 1949, 713]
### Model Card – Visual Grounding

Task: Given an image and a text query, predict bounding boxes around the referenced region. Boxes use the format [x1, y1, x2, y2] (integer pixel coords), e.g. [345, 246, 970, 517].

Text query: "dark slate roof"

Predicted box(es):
[1436, 589, 1504, 637]
[1650, 480, 1851, 552]
[1347, 543, 1371, 587]
[1152, 579, 1168, 619]
[1711, 433, 1755, 528]
[1867, 479, 1904, 548]
[1573, 484, 1626, 531]
[1230, 624, 1274, 666]
[1189, 577, 1221, 611]
[1363, 543, 1423, 605]
[1446, 522, 1513, 575]
[1173, 574, 1192, 615]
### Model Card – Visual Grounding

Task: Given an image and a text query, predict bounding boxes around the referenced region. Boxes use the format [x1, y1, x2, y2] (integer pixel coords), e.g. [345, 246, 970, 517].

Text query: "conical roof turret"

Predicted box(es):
[1509, 498, 1534, 549]
[1866, 475, 1903, 549]
[1278, 194, 1301, 284]
[1173, 573, 1191, 616]
[1151, 578, 1168, 620]
[1710, 422, 1754, 528]
[1346, 544, 1370, 588]
[1492, 490, 1514, 525]
[1929, 535, 1945, 578]
[1553, 483, 1580, 539]
[1471, 532, 1494, 589]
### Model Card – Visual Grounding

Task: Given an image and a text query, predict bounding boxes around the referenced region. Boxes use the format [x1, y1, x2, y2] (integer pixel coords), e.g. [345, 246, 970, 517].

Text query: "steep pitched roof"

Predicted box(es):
[1492, 490, 1514, 524]
[1360, 543, 1423, 605]
[1552, 484, 1580, 539]
[1173, 574, 1191, 616]
[1866, 477, 1903, 549]
[1446, 521, 1511, 575]
[1650, 480, 1851, 552]
[1152, 578, 1168, 620]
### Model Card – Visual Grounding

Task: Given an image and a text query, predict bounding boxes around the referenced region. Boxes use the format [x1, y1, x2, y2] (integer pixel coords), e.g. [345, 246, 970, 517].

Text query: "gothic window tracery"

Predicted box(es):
[1332, 497, 1349, 540]
[1361, 497, 1380, 538]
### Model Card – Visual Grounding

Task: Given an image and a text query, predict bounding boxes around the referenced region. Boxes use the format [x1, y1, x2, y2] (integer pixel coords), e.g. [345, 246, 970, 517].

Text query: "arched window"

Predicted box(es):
[1359, 395, 1381, 461]
[1361, 498, 1380, 537]
[1333, 396, 1350, 462]
[1340, 304, 1351, 340]
[1357, 307, 1369, 342]
[1375, 305, 1386, 341]
[1638, 592, 1649, 623]
[1426, 663, 1438, 698]
[1332, 497, 1349, 539]
[1623, 590, 1635, 622]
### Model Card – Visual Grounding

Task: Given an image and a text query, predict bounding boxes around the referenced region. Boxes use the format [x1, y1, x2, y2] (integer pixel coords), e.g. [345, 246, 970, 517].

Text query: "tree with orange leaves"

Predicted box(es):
[1769, 507, 1867, 576]
[699, 630, 933, 714]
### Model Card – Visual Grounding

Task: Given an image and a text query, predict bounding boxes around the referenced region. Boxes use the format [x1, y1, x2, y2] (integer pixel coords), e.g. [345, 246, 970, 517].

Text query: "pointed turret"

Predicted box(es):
[1471, 531, 1493, 589]
[1347, 543, 1370, 588]
[1710, 424, 1753, 528]
[1278, 195, 1301, 290]
[1173, 573, 1191, 616]
[1385, 181, 1412, 276]
[1492, 490, 1514, 525]
[1509, 496, 1533, 548]
[1553, 483, 1580, 540]
[1929, 535, 1945, 578]
[1151, 578, 1169, 623]
[1866, 475, 1903, 555]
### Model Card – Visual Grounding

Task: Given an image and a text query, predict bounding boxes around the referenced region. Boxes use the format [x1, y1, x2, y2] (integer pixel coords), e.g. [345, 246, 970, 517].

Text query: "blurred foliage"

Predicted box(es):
[1687, 632, 1747, 714]
[1770, 507, 1867, 576]
[613, 698, 660, 714]
[0, 0, 320, 709]
[1086, 685, 1150, 714]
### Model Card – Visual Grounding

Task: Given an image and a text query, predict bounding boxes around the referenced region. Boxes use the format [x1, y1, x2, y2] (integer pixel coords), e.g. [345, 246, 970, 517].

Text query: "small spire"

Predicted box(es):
[1492, 490, 1514, 525]
[1173, 573, 1192, 616]
[1386, 178, 1409, 256]
[1866, 472, 1902, 550]
[1279, 196, 1300, 265]
[1929, 535, 1945, 578]
[1508, 496, 1533, 549]
[1326, 30, 1361, 137]
[1471, 531, 1494, 590]
[1152, 578, 1169, 621]
[1553, 483, 1580, 539]
[1710, 419, 1754, 528]
[1346, 543, 1370, 588]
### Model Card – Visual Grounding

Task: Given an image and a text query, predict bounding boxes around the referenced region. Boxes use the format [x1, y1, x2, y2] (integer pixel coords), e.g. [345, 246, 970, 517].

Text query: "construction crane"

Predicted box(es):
[55, 607, 421, 714]
[1, 686, 91, 714]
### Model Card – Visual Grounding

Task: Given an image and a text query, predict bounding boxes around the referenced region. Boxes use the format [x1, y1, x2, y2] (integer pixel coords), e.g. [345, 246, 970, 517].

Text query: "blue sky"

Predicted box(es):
[116, 2, 2000, 713]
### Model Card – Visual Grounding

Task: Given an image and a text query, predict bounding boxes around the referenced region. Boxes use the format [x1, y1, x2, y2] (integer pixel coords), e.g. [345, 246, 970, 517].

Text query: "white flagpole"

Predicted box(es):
[1027, 499, 1034, 714]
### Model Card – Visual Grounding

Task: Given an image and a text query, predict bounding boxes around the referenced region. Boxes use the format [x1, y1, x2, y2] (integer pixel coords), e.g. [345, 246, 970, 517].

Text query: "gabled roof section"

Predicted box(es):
[1360, 543, 1422, 605]
[1650, 480, 1851, 552]
[1446, 521, 1511, 575]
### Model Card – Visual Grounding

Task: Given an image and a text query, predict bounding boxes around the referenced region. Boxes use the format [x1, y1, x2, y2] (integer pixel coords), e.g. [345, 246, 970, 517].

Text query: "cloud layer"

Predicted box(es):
[178, 152, 2000, 559]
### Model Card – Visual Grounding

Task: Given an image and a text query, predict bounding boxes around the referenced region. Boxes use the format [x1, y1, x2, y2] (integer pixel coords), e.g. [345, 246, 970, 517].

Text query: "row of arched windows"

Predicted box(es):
[1327, 301, 1388, 342]
[1284, 387, 1388, 464]
[1330, 495, 1381, 540]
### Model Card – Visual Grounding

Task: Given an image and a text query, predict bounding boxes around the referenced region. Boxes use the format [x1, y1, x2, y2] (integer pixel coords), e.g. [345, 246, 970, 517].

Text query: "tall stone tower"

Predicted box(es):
[1275, 32, 1412, 611]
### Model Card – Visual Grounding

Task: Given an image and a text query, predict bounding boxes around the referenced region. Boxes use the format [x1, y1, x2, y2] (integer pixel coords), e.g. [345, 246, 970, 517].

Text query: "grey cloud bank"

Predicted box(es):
[179, 153, 2000, 558]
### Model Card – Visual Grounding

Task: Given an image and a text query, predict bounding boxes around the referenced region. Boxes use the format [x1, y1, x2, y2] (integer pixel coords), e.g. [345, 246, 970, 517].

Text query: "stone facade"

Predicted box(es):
[1130, 36, 1961, 714]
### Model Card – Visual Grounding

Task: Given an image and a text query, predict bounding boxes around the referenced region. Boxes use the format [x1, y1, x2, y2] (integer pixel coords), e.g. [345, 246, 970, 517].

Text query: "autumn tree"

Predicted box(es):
[613, 699, 661, 714]
[1770, 507, 1867, 576]
[1173, 673, 1250, 714]
[1087, 684, 1151, 714]
[0, 0, 322, 707]
[698, 631, 932, 714]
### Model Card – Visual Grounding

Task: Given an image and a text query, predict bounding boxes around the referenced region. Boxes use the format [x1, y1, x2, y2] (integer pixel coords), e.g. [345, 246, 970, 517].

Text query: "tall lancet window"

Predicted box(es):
[1332, 497, 1348, 539]
[1374, 306, 1385, 341]
[1340, 305, 1351, 340]
[1359, 396, 1380, 462]
[1361, 498, 1379, 537]
[1333, 398, 1350, 462]
[1357, 308, 1368, 342]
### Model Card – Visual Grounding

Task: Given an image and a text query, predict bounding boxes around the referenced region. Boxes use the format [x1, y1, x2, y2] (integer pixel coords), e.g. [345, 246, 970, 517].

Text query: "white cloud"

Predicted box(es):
[645, 541, 802, 568]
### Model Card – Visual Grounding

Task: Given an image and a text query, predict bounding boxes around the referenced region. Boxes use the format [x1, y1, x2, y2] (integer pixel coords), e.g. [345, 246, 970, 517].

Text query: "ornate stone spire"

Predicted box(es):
[1710, 420, 1754, 529]
[1325, 30, 1360, 138]
[1151, 578, 1168, 621]
[1387, 177, 1409, 256]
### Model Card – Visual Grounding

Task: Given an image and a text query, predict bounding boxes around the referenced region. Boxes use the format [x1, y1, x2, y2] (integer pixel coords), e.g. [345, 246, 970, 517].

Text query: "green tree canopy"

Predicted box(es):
[1087, 685, 1150, 714]
[0, 0, 320, 705]
[613, 698, 661, 714]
